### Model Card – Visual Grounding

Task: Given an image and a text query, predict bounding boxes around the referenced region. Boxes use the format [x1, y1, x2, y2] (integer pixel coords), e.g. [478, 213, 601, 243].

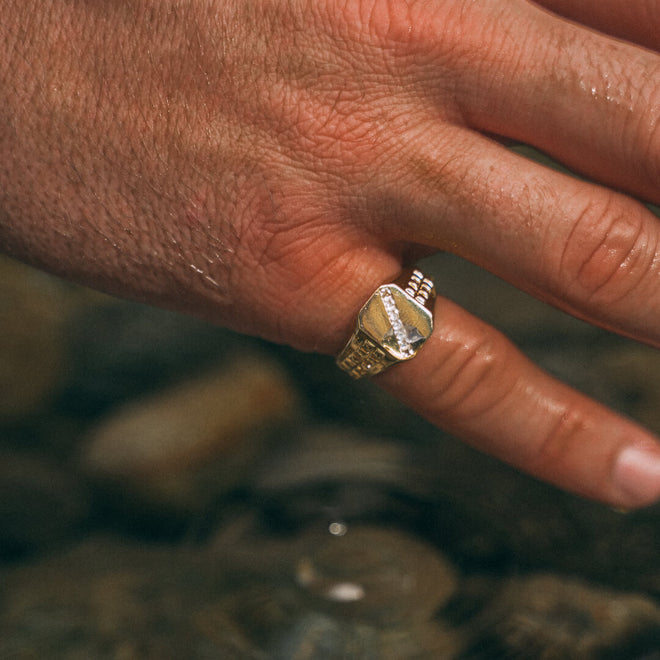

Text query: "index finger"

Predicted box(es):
[377, 295, 660, 509]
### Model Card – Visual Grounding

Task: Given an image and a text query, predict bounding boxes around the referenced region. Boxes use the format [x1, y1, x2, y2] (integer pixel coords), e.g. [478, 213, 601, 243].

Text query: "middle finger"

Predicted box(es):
[428, 0, 660, 204]
[377, 120, 660, 346]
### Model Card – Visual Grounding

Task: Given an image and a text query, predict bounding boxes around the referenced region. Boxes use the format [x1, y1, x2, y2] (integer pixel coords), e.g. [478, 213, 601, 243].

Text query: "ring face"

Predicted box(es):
[359, 284, 433, 361]
[336, 270, 435, 379]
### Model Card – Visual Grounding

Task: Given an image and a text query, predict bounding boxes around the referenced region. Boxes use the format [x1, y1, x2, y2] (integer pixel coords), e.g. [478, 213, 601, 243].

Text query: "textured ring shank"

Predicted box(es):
[336, 330, 396, 379]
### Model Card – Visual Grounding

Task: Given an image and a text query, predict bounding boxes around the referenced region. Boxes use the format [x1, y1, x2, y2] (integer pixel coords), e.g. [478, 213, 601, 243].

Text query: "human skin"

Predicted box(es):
[2, 0, 660, 508]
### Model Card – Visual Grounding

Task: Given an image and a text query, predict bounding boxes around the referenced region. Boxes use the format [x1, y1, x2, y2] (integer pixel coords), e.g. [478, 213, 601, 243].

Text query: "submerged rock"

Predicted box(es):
[213, 522, 464, 658]
[464, 573, 660, 659]
[252, 426, 438, 531]
[270, 612, 460, 660]
[292, 525, 458, 627]
[81, 356, 302, 524]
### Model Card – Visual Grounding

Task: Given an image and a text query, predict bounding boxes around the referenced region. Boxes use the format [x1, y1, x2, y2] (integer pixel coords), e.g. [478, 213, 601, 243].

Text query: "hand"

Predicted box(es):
[2, 0, 660, 508]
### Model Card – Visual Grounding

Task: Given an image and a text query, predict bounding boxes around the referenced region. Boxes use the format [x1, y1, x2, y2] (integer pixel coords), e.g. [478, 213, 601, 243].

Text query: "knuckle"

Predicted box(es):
[559, 199, 653, 305]
[526, 404, 587, 475]
[331, 0, 436, 48]
[630, 63, 660, 185]
[355, 0, 417, 45]
[323, 0, 485, 66]
[430, 329, 512, 421]
[645, 114, 660, 181]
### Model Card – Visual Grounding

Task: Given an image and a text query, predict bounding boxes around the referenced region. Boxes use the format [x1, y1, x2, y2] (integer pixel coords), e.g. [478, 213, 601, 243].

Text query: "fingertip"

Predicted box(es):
[612, 445, 660, 509]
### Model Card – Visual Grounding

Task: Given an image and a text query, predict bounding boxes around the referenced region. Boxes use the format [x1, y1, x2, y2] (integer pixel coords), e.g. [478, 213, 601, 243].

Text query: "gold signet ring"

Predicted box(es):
[336, 269, 435, 379]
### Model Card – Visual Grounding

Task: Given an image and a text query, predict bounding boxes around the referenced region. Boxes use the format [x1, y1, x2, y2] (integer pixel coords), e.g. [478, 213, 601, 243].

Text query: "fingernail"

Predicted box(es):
[613, 446, 660, 507]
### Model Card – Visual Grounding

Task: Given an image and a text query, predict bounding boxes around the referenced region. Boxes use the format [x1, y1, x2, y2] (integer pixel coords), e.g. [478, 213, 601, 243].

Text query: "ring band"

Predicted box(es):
[336, 269, 435, 379]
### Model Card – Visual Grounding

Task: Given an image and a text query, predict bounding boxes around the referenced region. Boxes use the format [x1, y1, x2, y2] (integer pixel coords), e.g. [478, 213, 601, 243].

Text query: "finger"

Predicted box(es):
[379, 122, 660, 348]
[533, 0, 660, 52]
[440, 1, 660, 204]
[376, 295, 660, 509]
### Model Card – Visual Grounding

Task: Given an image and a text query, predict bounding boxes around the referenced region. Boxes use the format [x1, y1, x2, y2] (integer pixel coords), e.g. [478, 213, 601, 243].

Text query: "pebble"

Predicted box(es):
[212, 521, 463, 658]
[464, 573, 660, 659]
[292, 525, 458, 627]
[252, 426, 441, 531]
[81, 356, 302, 520]
[271, 613, 461, 660]
[254, 426, 438, 497]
